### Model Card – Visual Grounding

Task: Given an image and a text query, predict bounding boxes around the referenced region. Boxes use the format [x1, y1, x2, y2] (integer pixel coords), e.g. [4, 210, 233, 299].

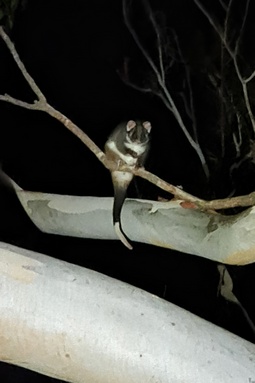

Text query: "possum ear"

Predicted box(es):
[143, 121, 152, 133]
[126, 120, 136, 131]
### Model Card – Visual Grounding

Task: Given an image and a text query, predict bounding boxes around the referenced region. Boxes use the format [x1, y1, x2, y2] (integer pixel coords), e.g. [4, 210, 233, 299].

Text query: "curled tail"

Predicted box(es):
[113, 179, 133, 250]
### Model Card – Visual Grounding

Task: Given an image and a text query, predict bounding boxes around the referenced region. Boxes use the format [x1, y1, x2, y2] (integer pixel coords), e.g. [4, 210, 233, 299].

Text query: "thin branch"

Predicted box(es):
[193, 0, 255, 133]
[126, 166, 255, 210]
[240, 82, 255, 133]
[234, 0, 250, 56]
[0, 27, 105, 166]
[174, 32, 198, 143]
[232, 132, 241, 157]
[232, 111, 242, 157]
[122, 1, 166, 95]
[179, 91, 192, 119]
[0, 27, 46, 102]
[123, 0, 209, 179]
[223, 0, 234, 42]
[218, 0, 228, 12]
[193, 0, 225, 42]
[142, 0, 166, 84]
[0, 94, 106, 165]
[219, 43, 226, 158]
[117, 68, 154, 94]
[120, 73, 170, 108]
[244, 69, 255, 84]
[193, 0, 241, 79]
[0, 94, 43, 109]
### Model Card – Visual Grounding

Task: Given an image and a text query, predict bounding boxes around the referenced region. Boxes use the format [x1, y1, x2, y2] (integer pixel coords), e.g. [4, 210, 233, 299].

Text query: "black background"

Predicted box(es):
[0, 1, 255, 381]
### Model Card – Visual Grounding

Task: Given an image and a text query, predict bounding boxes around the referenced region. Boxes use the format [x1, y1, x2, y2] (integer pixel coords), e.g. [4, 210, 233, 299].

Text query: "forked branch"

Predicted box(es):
[122, 0, 209, 179]
[193, 0, 255, 133]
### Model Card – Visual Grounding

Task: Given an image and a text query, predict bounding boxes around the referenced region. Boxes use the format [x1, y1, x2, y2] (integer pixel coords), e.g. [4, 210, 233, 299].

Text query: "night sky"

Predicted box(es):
[0, 1, 255, 381]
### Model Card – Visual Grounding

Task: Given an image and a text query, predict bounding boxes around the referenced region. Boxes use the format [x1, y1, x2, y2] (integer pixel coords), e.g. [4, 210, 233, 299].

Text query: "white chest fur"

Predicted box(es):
[125, 141, 146, 157]
[107, 141, 138, 166]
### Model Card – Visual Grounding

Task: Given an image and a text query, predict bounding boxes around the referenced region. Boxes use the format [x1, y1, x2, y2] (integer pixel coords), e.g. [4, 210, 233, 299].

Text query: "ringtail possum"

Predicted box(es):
[105, 120, 151, 249]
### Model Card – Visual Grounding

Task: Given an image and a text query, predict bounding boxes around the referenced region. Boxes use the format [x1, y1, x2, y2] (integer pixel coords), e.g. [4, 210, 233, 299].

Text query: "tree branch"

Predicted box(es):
[1, 241, 254, 382]
[0, 26, 46, 102]
[1, 26, 255, 211]
[142, 0, 166, 84]
[122, 0, 209, 179]
[173, 32, 199, 143]
[193, 0, 255, 134]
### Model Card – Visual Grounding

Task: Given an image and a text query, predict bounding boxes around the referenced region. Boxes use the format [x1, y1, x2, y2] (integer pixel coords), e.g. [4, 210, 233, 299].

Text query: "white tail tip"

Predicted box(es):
[114, 222, 133, 250]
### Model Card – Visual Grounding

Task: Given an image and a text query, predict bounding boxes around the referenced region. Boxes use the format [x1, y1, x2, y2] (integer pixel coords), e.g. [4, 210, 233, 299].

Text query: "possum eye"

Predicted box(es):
[126, 120, 136, 131]
[143, 121, 152, 133]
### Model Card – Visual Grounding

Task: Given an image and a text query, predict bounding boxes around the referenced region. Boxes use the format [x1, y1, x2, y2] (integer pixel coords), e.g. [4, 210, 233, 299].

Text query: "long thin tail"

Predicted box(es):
[114, 222, 133, 250]
[113, 183, 133, 250]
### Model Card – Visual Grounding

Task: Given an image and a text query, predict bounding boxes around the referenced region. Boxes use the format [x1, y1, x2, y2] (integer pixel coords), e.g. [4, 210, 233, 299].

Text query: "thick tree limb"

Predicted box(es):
[7, 176, 255, 265]
[0, 241, 255, 383]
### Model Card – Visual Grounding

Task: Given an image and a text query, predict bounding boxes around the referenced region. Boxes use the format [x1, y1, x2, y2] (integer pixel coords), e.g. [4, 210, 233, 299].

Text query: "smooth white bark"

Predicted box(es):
[14, 184, 255, 265]
[0, 241, 255, 383]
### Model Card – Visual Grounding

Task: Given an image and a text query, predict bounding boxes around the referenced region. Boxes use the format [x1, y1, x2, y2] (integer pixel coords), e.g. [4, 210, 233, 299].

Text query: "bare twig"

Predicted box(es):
[219, 43, 226, 158]
[179, 91, 192, 120]
[117, 69, 154, 94]
[0, 27, 46, 102]
[244, 69, 255, 84]
[208, 72, 227, 140]
[123, 0, 209, 179]
[193, 0, 255, 133]
[234, 0, 250, 56]
[218, 0, 228, 12]
[223, 0, 234, 42]
[0, 27, 105, 165]
[232, 112, 242, 157]
[142, 0, 166, 84]
[174, 32, 198, 143]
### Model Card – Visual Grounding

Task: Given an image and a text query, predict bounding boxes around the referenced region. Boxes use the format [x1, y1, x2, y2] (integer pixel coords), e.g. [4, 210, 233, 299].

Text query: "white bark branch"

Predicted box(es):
[0, 241, 255, 383]
[10, 179, 255, 265]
